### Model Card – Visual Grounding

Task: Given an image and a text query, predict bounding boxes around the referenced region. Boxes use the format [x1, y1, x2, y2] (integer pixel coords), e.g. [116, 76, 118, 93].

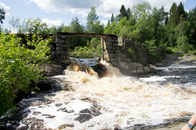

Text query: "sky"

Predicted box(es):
[0, 0, 196, 31]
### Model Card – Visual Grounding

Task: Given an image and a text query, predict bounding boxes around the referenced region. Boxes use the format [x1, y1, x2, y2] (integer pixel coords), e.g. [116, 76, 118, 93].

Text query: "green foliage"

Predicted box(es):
[127, 47, 136, 61]
[0, 33, 50, 116]
[144, 39, 160, 60]
[70, 43, 102, 58]
[87, 7, 104, 34]
[176, 36, 190, 53]
[166, 47, 174, 54]
[0, 8, 5, 24]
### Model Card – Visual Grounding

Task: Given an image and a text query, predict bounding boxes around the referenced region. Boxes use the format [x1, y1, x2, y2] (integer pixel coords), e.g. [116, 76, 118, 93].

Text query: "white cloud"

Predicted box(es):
[100, 19, 108, 26]
[0, 2, 11, 16]
[42, 18, 63, 27]
[28, 0, 187, 19]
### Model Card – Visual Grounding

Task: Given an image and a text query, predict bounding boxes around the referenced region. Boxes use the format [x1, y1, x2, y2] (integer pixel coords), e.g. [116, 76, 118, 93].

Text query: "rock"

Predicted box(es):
[80, 109, 92, 114]
[36, 80, 52, 91]
[137, 64, 144, 72]
[49, 79, 62, 92]
[128, 62, 138, 70]
[91, 64, 108, 78]
[42, 114, 56, 118]
[17, 125, 29, 130]
[67, 61, 98, 76]
[155, 63, 164, 67]
[120, 62, 129, 70]
[6, 123, 12, 130]
[58, 124, 74, 129]
[39, 62, 66, 76]
[0, 122, 6, 130]
[149, 64, 157, 69]
[143, 66, 151, 72]
[75, 114, 92, 123]
[74, 108, 101, 123]
[55, 103, 63, 107]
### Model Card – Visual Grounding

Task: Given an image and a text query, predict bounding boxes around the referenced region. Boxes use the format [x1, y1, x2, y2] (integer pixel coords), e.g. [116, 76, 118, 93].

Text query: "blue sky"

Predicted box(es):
[0, 0, 196, 31]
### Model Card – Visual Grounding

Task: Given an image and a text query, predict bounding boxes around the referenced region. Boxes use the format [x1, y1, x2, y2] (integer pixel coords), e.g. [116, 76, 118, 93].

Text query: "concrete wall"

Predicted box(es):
[101, 36, 152, 74]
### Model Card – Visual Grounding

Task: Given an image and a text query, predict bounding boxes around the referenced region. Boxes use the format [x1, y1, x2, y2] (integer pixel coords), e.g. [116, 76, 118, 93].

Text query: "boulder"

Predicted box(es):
[120, 62, 129, 69]
[91, 64, 108, 78]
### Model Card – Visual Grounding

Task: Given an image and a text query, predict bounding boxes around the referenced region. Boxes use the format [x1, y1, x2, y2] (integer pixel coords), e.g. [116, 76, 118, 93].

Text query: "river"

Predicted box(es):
[15, 58, 196, 130]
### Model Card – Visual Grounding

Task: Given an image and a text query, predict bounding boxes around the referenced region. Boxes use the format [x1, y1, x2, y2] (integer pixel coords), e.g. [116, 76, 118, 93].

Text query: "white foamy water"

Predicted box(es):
[18, 61, 196, 129]
[156, 64, 196, 70]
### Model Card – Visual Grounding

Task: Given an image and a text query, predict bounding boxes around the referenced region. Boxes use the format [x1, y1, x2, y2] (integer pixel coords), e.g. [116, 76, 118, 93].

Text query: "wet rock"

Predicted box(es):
[90, 107, 102, 116]
[75, 107, 101, 123]
[58, 124, 74, 129]
[91, 63, 108, 78]
[42, 114, 56, 118]
[6, 123, 12, 130]
[49, 78, 62, 91]
[19, 118, 45, 130]
[17, 125, 29, 130]
[75, 113, 93, 123]
[55, 103, 63, 107]
[80, 109, 92, 114]
[32, 111, 41, 115]
[57, 107, 74, 113]
[67, 61, 98, 76]
[36, 80, 52, 91]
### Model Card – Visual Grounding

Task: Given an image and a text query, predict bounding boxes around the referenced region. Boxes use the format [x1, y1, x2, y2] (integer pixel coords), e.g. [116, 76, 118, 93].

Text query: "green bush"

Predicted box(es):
[166, 47, 174, 54]
[176, 36, 190, 53]
[0, 33, 50, 116]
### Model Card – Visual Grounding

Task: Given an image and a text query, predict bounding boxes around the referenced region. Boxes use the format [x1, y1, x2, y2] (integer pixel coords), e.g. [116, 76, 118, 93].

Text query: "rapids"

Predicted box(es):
[16, 59, 196, 129]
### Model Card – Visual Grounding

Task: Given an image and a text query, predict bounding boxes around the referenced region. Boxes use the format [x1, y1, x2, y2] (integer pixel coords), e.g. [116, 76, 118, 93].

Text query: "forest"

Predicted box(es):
[1, 2, 196, 58]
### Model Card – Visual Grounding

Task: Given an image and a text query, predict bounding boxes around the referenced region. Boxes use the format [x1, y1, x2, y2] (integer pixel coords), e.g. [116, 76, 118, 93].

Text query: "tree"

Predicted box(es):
[127, 8, 132, 20]
[9, 16, 20, 33]
[18, 19, 28, 34]
[0, 33, 51, 116]
[177, 2, 186, 20]
[169, 2, 179, 25]
[132, 2, 151, 21]
[26, 18, 48, 34]
[118, 5, 127, 21]
[87, 7, 104, 34]
[107, 20, 110, 26]
[111, 13, 114, 23]
[69, 17, 83, 33]
[0, 9, 5, 24]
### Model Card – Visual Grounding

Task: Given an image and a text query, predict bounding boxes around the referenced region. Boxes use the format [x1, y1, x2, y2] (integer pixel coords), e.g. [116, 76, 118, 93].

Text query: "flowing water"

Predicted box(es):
[16, 58, 196, 130]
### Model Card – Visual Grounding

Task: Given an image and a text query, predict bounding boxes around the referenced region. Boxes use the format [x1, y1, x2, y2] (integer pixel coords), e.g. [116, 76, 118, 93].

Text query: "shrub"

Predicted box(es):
[0, 33, 50, 116]
[176, 36, 190, 53]
[166, 47, 174, 54]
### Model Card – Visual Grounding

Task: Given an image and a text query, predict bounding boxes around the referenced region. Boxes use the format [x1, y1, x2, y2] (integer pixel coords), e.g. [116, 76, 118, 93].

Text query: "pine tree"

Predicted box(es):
[118, 5, 127, 21]
[111, 13, 114, 23]
[177, 2, 186, 20]
[107, 20, 110, 26]
[127, 8, 131, 20]
[169, 2, 179, 25]
[0, 9, 5, 24]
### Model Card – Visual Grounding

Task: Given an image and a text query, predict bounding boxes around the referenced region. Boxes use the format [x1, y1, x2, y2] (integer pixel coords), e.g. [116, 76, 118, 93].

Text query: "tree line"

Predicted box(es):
[105, 2, 196, 56]
[1, 2, 196, 55]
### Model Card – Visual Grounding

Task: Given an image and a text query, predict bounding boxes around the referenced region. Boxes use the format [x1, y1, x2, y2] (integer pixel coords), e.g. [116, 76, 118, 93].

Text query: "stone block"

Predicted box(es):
[111, 61, 120, 66]
[58, 60, 71, 64]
